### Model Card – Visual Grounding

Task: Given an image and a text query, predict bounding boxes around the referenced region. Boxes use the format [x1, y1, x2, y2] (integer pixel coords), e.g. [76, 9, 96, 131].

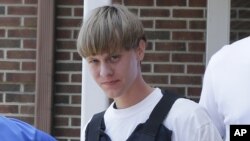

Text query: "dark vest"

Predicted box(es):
[85, 90, 180, 141]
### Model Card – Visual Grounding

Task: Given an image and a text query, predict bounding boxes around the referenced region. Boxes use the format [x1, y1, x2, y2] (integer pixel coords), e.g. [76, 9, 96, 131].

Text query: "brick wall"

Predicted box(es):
[53, 0, 83, 140]
[0, 0, 249, 141]
[0, 0, 37, 124]
[230, 0, 250, 42]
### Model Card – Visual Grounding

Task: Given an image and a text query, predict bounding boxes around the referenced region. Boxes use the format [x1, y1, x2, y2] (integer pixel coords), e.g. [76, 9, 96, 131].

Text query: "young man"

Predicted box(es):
[199, 36, 250, 141]
[0, 115, 56, 141]
[77, 4, 222, 141]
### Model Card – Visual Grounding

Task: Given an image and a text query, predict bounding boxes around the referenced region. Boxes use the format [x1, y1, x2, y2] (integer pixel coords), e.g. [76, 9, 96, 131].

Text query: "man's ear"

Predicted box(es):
[136, 39, 146, 61]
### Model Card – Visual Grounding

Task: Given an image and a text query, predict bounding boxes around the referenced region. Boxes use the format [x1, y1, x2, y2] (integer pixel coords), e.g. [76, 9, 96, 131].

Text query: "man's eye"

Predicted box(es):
[88, 59, 98, 64]
[110, 55, 120, 62]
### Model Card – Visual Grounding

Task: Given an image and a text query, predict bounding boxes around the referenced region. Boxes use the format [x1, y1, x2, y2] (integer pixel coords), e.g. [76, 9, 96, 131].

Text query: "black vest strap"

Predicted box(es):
[85, 111, 106, 141]
[141, 90, 180, 137]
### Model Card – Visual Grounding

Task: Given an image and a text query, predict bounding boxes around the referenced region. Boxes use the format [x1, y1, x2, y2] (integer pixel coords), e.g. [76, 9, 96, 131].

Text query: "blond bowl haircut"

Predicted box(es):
[77, 4, 146, 58]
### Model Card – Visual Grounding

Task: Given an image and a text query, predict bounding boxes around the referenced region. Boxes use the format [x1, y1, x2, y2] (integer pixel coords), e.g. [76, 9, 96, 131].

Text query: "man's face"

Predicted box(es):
[86, 49, 140, 99]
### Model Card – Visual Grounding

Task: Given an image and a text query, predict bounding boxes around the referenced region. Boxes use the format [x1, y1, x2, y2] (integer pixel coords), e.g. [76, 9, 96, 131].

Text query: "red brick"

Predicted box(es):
[145, 31, 170, 40]
[0, 51, 3, 58]
[231, 10, 237, 19]
[0, 61, 20, 70]
[0, 0, 22, 4]
[189, 0, 206, 7]
[172, 31, 204, 41]
[231, 21, 250, 30]
[188, 87, 202, 96]
[71, 74, 81, 82]
[154, 64, 184, 73]
[56, 29, 72, 39]
[155, 42, 186, 51]
[56, 0, 83, 5]
[56, 63, 82, 72]
[173, 9, 204, 18]
[8, 29, 37, 38]
[0, 29, 5, 37]
[54, 128, 80, 137]
[54, 117, 69, 126]
[146, 42, 153, 50]
[72, 95, 81, 104]
[143, 75, 169, 84]
[22, 62, 36, 71]
[7, 50, 36, 59]
[55, 51, 71, 60]
[71, 117, 80, 126]
[54, 106, 81, 115]
[141, 20, 154, 28]
[24, 17, 37, 27]
[54, 95, 70, 104]
[171, 75, 201, 85]
[188, 42, 205, 52]
[157, 0, 186, 6]
[57, 7, 72, 16]
[8, 6, 37, 15]
[141, 64, 151, 72]
[156, 20, 187, 29]
[0, 105, 18, 113]
[141, 9, 170, 17]
[0, 94, 3, 102]
[0, 84, 20, 91]
[6, 73, 35, 83]
[231, 0, 250, 7]
[0, 39, 20, 48]
[0, 17, 21, 26]
[161, 86, 185, 95]
[56, 18, 82, 27]
[124, 0, 154, 6]
[144, 53, 170, 62]
[24, 0, 37, 4]
[172, 53, 203, 63]
[0, 6, 4, 14]
[74, 8, 83, 17]
[55, 73, 69, 82]
[55, 84, 81, 93]
[189, 20, 206, 29]
[56, 41, 76, 50]
[187, 65, 205, 74]
[24, 84, 35, 92]
[23, 39, 36, 49]
[20, 105, 34, 114]
[239, 10, 250, 18]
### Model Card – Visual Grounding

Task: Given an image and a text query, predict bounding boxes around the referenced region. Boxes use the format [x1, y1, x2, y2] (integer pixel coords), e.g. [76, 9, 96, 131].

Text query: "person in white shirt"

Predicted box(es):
[77, 4, 222, 141]
[199, 36, 250, 141]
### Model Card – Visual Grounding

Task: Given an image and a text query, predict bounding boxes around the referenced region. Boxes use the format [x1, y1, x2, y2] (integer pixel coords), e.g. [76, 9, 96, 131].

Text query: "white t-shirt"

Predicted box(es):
[199, 36, 250, 141]
[103, 88, 222, 141]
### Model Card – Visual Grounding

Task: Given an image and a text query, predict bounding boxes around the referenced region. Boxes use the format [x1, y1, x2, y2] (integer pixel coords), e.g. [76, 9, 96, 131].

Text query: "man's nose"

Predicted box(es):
[100, 63, 113, 77]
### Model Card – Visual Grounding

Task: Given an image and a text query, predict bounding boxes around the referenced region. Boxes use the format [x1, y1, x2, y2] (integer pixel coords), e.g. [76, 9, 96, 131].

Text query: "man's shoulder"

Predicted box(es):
[167, 98, 209, 124]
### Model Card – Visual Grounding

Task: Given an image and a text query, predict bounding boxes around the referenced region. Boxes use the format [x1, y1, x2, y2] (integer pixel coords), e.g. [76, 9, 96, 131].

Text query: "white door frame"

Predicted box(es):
[206, 0, 231, 65]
